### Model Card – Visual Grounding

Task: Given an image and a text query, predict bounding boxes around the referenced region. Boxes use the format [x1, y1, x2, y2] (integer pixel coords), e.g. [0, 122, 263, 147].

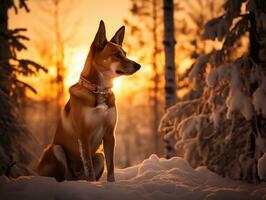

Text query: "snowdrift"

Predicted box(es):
[0, 154, 265, 200]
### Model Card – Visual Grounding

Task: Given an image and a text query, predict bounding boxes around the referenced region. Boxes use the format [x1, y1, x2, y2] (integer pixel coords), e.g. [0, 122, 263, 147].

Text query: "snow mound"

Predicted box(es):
[0, 154, 265, 200]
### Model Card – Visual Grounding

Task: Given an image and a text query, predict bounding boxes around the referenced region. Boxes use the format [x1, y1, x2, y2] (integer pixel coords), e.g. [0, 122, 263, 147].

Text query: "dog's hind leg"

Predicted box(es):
[92, 152, 104, 181]
[37, 144, 71, 181]
[52, 145, 72, 180]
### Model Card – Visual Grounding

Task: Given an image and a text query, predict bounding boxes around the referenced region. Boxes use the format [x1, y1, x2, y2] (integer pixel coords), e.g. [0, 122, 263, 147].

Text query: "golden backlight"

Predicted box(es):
[11, 0, 194, 102]
[64, 47, 129, 97]
[20, 46, 192, 101]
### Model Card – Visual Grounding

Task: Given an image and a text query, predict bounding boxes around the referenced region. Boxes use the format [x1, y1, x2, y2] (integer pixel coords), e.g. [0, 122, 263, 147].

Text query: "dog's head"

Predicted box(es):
[89, 21, 141, 78]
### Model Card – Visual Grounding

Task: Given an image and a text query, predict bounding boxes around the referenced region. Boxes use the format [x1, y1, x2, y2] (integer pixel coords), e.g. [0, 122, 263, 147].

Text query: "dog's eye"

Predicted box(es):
[115, 53, 123, 58]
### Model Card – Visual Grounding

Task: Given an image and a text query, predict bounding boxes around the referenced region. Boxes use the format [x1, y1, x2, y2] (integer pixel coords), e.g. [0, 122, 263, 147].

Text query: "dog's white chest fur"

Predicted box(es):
[83, 106, 116, 126]
[62, 106, 116, 129]
[83, 106, 116, 148]
[61, 104, 116, 152]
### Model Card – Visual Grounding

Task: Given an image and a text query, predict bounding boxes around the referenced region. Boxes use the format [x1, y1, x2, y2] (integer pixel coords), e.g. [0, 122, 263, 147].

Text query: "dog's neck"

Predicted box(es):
[80, 51, 113, 90]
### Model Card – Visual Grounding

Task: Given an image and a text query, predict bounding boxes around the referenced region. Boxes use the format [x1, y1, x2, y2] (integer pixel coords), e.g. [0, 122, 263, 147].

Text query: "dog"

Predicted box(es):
[37, 21, 141, 182]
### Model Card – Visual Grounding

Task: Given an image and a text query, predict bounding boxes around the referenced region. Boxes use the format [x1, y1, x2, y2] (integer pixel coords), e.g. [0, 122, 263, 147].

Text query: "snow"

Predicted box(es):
[258, 153, 266, 181]
[253, 79, 266, 117]
[177, 114, 209, 141]
[206, 62, 256, 120]
[225, 63, 255, 120]
[206, 69, 218, 88]
[217, 63, 232, 81]
[226, 89, 254, 120]
[210, 109, 222, 129]
[189, 54, 210, 88]
[1, 154, 266, 200]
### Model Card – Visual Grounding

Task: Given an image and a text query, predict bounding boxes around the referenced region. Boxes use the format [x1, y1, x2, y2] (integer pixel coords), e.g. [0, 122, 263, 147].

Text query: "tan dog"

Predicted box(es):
[37, 21, 141, 182]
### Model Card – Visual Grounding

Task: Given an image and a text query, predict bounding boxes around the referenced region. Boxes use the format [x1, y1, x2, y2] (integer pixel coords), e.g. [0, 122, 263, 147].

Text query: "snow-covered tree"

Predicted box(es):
[159, 0, 266, 182]
[174, 0, 223, 95]
[126, 0, 223, 158]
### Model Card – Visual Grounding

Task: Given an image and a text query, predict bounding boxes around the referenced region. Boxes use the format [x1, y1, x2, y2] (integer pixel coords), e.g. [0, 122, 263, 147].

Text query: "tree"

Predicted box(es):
[52, 0, 65, 116]
[0, 0, 46, 176]
[151, 0, 160, 156]
[159, 0, 266, 182]
[174, 0, 223, 96]
[34, 0, 79, 119]
[125, 0, 164, 155]
[126, 0, 223, 158]
[163, 0, 177, 158]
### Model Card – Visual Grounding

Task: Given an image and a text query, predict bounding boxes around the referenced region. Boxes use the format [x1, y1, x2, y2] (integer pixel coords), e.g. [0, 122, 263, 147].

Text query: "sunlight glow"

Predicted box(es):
[64, 47, 88, 90]
[178, 58, 193, 74]
[113, 78, 123, 93]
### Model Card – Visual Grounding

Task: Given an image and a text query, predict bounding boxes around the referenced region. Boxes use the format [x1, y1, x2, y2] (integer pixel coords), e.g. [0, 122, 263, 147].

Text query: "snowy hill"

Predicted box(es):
[0, 154, 265, 200]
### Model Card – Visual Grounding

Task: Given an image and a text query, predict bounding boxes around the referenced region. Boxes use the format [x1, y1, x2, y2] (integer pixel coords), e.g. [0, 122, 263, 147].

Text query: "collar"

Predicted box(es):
[78, 76, 112, 95]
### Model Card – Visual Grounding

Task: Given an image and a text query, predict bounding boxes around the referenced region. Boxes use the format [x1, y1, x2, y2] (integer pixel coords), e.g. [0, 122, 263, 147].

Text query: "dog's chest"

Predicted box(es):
[83, 106, 116, 126]
[82, 106, 116, 144]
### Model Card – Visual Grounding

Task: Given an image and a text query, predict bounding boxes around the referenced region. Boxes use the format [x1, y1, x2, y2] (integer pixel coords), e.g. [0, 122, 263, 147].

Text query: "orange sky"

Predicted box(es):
[9, 0, 196, 100]
[10, 0, 131, 43]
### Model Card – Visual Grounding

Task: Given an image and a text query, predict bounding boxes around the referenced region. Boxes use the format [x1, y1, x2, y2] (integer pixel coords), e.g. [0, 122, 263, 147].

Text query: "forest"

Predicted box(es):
[0, 0, 266, 199]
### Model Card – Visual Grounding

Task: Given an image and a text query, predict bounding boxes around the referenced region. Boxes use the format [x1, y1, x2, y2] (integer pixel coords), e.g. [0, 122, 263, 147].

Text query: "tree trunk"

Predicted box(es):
[163, 0, 177, 158]
[251, 0, 266, 70]
[53, 0, 65, 119]
[0, 1, 9, 63]
[0, 1, 25, 176]
[0, 1, 12, 174]
[151, 0, 160, 155]
[248, 0, 266, 182]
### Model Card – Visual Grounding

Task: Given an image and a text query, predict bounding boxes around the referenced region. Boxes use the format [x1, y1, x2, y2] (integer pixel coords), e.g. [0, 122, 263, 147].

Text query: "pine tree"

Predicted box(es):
[160, 0, 266, 182]
[0, 0, 46, 176]
[174, 0, 223, 96]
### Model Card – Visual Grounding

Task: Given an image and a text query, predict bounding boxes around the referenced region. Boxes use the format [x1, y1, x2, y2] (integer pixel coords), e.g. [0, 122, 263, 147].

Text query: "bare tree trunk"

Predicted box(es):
[163, 0, 177, 158]
[0, 1, 9, 63]
[151, 0, 160, 155]
[53, 0, 65, 119]
[0, 1, 11, 170]
[250, 1, 266, 70]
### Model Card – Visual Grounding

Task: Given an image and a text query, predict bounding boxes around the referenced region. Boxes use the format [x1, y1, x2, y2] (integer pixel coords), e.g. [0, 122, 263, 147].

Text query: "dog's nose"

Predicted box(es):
[134, 63, 141, 71]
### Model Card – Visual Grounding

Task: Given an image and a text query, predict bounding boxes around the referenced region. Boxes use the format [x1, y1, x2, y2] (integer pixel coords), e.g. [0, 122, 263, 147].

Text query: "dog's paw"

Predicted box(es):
[107, 174, 115, 182]
[85, 172, 96, 182]
[86, 176, 96, 182]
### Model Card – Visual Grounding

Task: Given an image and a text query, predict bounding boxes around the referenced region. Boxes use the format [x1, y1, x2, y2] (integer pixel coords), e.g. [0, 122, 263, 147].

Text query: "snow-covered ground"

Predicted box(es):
[0, 154, 265, 200]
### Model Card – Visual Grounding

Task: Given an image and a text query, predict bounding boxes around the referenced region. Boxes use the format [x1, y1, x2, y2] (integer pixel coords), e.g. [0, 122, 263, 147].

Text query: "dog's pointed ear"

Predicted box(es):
[92, 20, 107, 49]
[110, 26, 125, 46]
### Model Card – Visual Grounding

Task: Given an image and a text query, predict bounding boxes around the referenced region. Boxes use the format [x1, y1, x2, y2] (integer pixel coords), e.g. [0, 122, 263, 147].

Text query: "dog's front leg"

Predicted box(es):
[78, 138, 96, 181]
[103, 128, 115, 182]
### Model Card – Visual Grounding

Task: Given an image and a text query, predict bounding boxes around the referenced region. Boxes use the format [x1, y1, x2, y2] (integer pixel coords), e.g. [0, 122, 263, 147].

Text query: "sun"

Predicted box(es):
[63, 47, 88, 92]
[64, 47, 128, 98]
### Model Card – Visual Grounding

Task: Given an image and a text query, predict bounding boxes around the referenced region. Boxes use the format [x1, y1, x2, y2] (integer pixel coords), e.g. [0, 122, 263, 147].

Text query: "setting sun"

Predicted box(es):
[64, 47, 133, 96]
[64, 47, 88, 90]
[112, 78, 123, 93]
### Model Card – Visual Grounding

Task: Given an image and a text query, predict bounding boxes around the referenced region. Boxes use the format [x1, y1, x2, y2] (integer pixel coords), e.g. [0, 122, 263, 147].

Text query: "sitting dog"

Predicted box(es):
[37, 21, 141, 182]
